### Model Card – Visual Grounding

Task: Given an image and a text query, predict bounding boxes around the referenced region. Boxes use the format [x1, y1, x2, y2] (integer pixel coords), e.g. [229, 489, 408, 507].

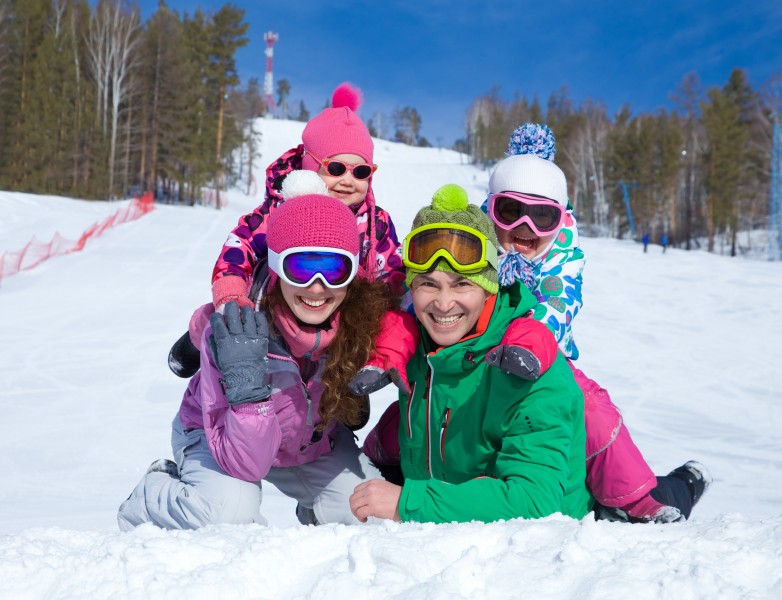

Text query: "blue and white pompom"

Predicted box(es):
[506, 123, 556, 161]
[497, 250, 538, 290]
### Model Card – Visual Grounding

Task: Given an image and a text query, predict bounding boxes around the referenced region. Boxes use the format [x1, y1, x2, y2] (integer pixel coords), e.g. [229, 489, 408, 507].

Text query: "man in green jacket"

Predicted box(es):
[350, 184, 593, 524]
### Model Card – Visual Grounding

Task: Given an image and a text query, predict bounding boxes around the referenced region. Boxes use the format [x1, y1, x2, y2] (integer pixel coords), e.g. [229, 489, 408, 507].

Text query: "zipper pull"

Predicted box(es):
[306, 392, 313, 426]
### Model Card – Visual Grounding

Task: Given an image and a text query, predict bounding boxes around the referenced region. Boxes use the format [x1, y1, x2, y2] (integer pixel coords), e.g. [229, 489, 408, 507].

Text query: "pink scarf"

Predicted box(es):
[272, 302, 339, 362]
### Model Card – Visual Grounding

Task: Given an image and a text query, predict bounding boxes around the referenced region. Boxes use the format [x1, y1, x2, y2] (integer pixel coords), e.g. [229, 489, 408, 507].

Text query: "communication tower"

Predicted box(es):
[263, 32, 279, 114]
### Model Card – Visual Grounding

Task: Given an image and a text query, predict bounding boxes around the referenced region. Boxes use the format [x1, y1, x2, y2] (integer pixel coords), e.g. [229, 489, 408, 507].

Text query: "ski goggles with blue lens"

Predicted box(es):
[403, 223, 498, 274]
[268, 246, 359, 289]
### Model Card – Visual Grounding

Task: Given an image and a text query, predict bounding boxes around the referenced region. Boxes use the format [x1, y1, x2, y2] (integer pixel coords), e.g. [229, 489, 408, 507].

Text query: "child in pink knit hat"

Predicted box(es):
[168, 82, 411, 400]
[210, 81, 403, 312]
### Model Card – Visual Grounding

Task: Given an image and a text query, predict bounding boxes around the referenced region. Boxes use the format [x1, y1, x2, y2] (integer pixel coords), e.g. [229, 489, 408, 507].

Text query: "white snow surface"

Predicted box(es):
[1, 119, 781, 599]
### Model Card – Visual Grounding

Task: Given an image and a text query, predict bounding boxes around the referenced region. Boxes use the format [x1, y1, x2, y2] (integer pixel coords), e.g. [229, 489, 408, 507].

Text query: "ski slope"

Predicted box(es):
[1, 118, 781, 599]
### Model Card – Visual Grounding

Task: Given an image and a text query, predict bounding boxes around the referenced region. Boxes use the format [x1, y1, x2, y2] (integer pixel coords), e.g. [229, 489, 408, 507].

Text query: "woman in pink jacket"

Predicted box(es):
[168, 82, 405, 379]
[118, 185, 392, 530]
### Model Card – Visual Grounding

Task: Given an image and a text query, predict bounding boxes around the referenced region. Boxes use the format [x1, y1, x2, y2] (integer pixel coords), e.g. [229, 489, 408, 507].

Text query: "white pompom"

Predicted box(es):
[281, 170, 328, 201]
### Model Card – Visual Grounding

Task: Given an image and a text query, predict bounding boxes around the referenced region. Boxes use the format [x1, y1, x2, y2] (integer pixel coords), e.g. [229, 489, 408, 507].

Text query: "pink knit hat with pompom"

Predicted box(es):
[267, 171, 360, 259]
[301, 82, 374, 171]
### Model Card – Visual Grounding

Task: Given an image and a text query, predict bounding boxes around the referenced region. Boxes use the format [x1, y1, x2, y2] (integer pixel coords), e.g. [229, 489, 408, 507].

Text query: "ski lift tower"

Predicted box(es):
[771, 114, 782, 261]
[617, 180, 638, 238]
[263, 32, 278, 115]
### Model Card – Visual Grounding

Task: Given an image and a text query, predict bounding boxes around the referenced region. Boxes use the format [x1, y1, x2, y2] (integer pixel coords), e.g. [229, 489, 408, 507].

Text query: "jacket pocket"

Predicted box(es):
[404, 383, 416, 439]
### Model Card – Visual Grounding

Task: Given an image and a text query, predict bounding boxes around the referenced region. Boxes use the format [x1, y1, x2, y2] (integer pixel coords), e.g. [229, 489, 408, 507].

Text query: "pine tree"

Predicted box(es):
[276, 78, 290, 118]
[138, 0, 191, 199]
[1, 0, 51, 189]
[701, 71, 750, 253]
[180, 8, 217, 204]
[671, 71, 705, 249]
[207, 3, 248, 207]
[295, 100, 309, 122]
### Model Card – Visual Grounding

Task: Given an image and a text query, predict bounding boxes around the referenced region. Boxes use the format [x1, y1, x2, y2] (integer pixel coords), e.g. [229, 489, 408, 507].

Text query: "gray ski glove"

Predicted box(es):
[208, 301, 272, 405]
[484, 345, 542, 380]
[348, 366, 411, 396]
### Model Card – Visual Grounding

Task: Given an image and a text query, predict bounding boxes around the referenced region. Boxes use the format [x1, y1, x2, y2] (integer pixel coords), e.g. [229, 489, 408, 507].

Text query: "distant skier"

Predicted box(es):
[642, 232, 650, 253]
[661, 233, 668, 253]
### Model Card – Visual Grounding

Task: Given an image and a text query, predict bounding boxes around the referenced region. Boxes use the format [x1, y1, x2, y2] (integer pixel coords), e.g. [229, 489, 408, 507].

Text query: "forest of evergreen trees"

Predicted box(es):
[2, 0, 780, 255]
[0, 0, 260, 204]
[464, 71, 782, 255]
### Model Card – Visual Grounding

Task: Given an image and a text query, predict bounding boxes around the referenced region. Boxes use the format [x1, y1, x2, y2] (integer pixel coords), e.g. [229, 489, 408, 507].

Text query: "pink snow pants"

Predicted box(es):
[569, 361, 656, 506]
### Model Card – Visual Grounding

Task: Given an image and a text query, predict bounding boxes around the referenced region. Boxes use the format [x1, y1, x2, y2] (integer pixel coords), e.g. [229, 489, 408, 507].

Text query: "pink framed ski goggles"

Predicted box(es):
[488, 192, 565, 235]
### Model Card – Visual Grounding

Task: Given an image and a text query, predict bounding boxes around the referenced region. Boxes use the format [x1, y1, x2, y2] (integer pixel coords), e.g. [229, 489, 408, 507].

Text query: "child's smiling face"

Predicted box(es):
[495, 222, 557, 259]
[317, 153, 370, 207]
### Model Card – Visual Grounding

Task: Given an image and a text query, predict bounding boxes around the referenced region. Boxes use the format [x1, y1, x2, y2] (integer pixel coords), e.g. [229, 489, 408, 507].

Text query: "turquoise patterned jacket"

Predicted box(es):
[510, 212, 585, 360]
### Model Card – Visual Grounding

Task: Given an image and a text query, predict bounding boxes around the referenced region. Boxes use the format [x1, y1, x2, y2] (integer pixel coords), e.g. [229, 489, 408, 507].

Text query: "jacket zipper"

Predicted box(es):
[299, 356, 315, 427]
[425, 355, 434, 477]
[439, 408, 451, 463]
[297, 385, 314, 452]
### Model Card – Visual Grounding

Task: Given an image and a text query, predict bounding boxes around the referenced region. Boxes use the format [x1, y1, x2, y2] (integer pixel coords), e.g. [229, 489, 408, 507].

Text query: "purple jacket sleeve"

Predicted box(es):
[197, 328, 282, 482]
[210, 146, 301, 294]
[211, 197, 276, 291]
[371, 206, 406, 295]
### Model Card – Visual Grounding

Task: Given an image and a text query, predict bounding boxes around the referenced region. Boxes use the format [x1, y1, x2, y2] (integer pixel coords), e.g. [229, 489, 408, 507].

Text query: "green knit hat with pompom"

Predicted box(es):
[405, 184, 499, 294]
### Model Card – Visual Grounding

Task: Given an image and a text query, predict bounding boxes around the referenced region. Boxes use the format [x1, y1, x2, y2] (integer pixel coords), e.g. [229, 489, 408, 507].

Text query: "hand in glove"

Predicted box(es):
[484, 345, 542, 380]
[349, 310, 416, 396]
[484, 317, 558, 381]
[208, 301, 272, 405]
[348, 366, 410, 396]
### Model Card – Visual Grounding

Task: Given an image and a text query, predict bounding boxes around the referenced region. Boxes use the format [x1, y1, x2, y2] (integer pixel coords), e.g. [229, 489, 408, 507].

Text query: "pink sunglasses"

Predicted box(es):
[308, 151, 377, 180]
[488, 192, 565, 236]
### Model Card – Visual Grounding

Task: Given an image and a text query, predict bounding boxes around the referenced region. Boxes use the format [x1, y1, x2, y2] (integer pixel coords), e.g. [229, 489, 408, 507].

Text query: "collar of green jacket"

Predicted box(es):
[421, 280, 537, 360]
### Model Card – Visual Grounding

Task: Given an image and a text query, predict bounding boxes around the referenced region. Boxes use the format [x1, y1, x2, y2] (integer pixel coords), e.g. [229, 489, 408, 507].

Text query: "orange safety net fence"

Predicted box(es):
[0, 193, 155, 284]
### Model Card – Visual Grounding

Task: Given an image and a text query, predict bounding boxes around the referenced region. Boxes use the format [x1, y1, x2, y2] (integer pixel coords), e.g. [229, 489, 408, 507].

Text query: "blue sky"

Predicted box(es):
[136, 0, 782, 147]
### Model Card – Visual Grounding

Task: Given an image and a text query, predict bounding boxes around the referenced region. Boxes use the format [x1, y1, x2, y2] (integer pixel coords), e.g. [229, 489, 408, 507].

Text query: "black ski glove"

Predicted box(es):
[208, 301, 272, 405]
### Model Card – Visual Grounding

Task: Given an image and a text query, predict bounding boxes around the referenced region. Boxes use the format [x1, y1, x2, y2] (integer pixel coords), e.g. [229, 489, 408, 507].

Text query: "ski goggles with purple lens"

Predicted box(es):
[268, 246, 359, 289]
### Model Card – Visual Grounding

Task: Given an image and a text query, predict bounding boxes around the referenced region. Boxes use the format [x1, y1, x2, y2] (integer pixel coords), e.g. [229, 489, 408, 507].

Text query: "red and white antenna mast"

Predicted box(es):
[263, 31, 279, 114]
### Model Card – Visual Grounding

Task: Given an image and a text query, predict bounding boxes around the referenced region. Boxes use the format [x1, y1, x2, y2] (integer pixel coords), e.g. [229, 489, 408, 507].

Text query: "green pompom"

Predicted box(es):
[431, 184, 468, 212]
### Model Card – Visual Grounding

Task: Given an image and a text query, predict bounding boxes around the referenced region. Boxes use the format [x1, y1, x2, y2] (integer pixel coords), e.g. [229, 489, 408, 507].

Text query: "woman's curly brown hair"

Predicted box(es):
[263, 278, 394, 429]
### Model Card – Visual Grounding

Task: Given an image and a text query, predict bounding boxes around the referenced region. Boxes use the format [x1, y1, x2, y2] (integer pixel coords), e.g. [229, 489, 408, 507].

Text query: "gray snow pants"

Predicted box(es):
[117, 414, 380, 531]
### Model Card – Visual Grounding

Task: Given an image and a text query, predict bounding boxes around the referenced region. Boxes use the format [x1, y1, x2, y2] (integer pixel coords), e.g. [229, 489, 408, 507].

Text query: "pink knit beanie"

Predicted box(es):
[267, 176, 360, 258]
[301, 82, 374, 171]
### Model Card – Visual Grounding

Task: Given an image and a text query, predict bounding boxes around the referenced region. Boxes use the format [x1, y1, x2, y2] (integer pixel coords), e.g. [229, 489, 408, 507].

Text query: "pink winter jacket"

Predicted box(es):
[211, 145, 405, 306]
[178, 315, 336, 483]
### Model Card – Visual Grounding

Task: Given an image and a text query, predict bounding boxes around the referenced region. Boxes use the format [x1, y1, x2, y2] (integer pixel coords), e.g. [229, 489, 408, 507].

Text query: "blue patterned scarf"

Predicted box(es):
[497, 250, 538, 291]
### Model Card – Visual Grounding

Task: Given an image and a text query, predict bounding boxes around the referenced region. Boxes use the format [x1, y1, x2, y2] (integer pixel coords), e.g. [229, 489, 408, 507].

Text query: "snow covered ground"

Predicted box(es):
[1, 119, 781, 599]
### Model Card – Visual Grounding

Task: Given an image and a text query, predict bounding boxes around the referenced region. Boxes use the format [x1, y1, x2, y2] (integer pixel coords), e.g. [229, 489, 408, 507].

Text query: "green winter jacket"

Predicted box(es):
[398, 282, 593, 524]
